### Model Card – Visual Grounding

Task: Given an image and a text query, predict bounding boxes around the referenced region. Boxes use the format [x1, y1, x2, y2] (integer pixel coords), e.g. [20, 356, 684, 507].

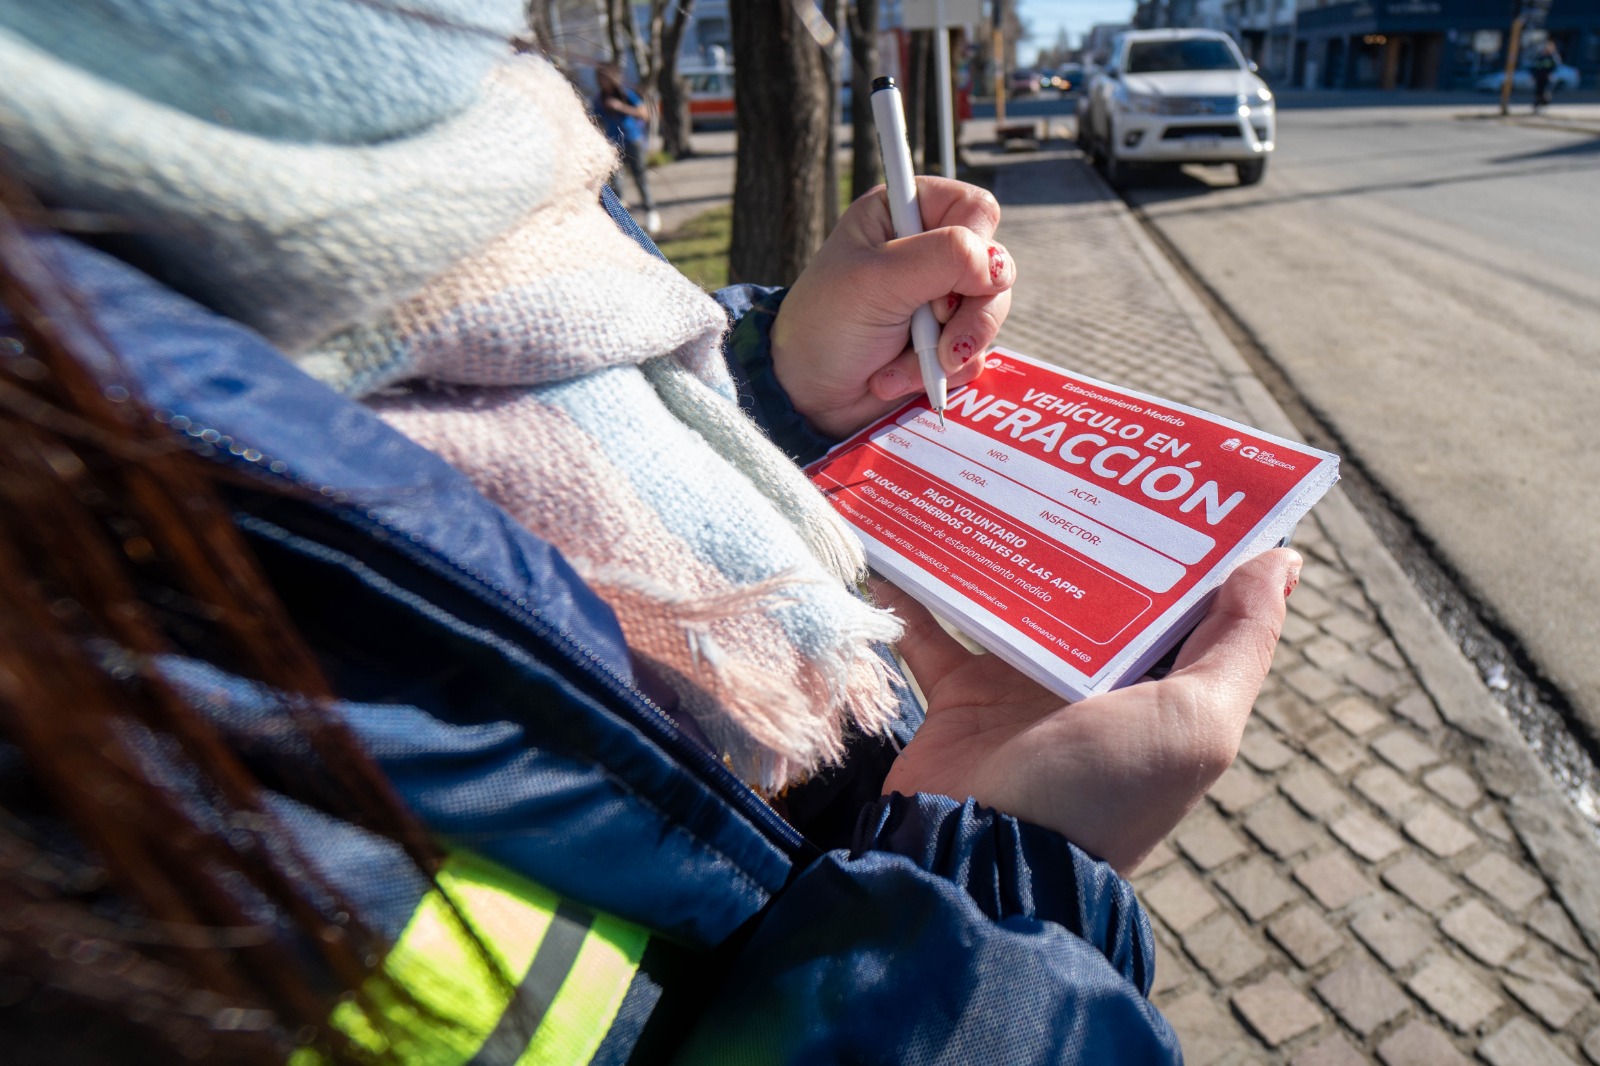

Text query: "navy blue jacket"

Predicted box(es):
[8, 225, 1182, 1064]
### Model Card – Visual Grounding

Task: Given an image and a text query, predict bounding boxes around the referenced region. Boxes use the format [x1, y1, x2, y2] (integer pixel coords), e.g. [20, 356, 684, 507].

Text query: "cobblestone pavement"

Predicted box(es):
[979, 140, 1600, 1065]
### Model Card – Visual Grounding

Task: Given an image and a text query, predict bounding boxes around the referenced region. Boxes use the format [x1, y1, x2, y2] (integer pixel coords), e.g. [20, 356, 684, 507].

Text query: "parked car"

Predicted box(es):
[1474, 62, 1580, 93]
[1009, 68, 1042, 97]
[682, 64, 735, 128]
[1077, 29, 1275, 187]
[1051, 64, 1087, 94]
[681, 65, 853, 127]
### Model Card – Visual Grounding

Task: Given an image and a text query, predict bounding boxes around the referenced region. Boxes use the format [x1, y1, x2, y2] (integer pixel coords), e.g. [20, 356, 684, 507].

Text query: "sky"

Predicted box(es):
[1016, 0, 1136, 60]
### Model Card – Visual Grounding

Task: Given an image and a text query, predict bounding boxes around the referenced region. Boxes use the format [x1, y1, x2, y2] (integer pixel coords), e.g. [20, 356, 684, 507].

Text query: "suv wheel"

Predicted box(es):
[1099, 142, 1126, 188]
[1235, 158, 1267, 185]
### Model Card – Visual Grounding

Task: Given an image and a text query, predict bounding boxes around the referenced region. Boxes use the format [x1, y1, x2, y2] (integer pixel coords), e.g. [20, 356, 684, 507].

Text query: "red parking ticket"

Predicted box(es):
[807, 347, 1340, 700]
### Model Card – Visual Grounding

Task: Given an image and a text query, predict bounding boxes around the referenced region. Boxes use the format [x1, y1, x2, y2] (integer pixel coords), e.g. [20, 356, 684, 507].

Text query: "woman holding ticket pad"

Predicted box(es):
[0, 1, 1299, 1060]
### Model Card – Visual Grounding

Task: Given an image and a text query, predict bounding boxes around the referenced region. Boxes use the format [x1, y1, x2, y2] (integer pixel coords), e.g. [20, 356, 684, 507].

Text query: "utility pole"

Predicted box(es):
[933, 5, 956, 178]
[993, 0, 1007, 125]
[824, 0, 844, 230]
[905, 0, 977, 176]
[1499, 0, 1524, 116]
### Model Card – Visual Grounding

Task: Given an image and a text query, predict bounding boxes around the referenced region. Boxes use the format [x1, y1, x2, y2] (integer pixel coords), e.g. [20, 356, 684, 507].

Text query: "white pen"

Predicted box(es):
[870, 76, 946, 426]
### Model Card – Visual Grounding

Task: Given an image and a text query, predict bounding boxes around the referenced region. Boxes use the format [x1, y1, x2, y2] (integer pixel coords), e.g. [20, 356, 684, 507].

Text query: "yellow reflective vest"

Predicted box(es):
[292, 851, 649, 1065]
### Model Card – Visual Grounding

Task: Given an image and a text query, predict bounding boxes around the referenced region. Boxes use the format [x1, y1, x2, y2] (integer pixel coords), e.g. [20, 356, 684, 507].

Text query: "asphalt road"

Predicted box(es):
[1109, 98, 1600, 748]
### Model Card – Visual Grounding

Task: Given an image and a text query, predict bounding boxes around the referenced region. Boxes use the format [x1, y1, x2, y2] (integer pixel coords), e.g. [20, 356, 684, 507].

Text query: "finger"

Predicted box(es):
[878, 229, 1015, 315]
[943, 341, 988, 393]
[868, 576, 975, 690]
[939, 289, 1010, 374]
[1167, 547, 1300, 708]
[909, 177, 1003, 238]
[866, 337, 991, 402]
[847, 180, 1001, 250]
[868, 345, 930, 402]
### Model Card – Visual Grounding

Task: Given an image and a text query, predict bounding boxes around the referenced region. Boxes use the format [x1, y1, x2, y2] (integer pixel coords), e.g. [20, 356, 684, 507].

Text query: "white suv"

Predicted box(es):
[1077, 29, 1275, 187]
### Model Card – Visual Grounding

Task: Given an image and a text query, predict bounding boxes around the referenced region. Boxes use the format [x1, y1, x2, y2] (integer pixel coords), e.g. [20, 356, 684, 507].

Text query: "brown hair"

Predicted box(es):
[0, 179, 451, 1062]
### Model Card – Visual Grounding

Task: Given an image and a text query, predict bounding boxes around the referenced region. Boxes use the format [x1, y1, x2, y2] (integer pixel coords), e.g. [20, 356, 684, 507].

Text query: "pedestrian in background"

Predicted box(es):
[1532, 39, 1562, 113]
[595, 63, 661, 234]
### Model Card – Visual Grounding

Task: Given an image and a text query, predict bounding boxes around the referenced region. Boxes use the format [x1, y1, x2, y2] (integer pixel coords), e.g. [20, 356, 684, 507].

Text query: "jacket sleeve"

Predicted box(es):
[714, 284, 839, 467]
[672, 792, 1181, 1065]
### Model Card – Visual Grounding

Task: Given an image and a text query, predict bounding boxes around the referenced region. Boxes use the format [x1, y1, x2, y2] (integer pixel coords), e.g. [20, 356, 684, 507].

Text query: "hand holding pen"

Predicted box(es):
[767, 101, 1016, 441]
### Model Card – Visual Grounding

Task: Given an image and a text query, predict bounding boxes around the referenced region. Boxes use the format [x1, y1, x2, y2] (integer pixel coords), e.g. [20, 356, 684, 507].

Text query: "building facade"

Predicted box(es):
[1293, 0, 1600, 90]
[1233, 0, 1299, 80]
[1148, 0, 1599, 90]
[1134, 0, 1202, 29]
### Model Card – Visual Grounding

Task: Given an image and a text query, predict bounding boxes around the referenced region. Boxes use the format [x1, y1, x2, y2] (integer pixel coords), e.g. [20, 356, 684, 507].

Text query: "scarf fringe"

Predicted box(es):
[581, 564, 903, 790]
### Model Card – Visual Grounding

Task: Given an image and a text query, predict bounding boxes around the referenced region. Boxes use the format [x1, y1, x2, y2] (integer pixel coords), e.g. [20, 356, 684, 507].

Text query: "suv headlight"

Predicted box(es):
[1117, 91, 1160, 114]
[1243, 87, 1274, 110]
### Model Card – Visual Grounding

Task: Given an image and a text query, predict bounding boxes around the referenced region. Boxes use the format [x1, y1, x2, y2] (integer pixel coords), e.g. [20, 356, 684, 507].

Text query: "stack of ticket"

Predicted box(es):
[808, 347, 1340, 701]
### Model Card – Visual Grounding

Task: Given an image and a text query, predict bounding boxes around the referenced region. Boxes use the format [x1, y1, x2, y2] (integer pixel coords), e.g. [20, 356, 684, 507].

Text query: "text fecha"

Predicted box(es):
[946, 385, 1246, 526]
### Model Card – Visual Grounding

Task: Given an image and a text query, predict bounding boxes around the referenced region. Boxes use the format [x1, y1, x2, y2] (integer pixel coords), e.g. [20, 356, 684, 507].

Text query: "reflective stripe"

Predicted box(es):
[469, 901, 591, 1066]
[291, 852, 648, 1066]
[514, 908, 649, 1066]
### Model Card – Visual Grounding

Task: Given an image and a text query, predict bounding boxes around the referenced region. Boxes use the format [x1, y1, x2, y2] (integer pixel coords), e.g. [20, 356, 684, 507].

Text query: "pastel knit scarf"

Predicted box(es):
[0, 8, 904, 791]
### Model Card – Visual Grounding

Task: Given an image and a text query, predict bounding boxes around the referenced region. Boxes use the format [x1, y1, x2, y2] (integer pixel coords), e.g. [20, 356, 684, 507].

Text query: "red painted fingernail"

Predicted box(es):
[988, 246, 1007, 284]
[946, 293, 960, 312]
[952, 336, 977, 361]
[1284, 563, 1301, 599]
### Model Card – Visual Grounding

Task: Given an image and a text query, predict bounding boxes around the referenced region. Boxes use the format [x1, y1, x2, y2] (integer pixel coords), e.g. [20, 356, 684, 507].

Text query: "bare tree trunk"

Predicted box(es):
[658, 0, 696, 158]
[729, 0, 830, 285]
[848, 0, 882, 200]
[605, 0, 626, 63]
[659, 71, 692, 159]
[524, 0, 556, 56]
[823, 0, 844, 231]
[619, 2, 646, 105]
[606, 1, 666, 146]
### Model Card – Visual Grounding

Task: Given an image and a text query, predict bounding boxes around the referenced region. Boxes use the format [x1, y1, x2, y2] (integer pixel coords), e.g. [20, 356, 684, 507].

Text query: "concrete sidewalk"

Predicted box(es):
[652, 131, 1600, 1065]
[637, 129, 738, 236]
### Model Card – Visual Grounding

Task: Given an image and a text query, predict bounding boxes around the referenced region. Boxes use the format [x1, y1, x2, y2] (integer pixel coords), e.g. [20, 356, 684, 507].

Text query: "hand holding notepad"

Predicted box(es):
[808, 347, 1340, 702]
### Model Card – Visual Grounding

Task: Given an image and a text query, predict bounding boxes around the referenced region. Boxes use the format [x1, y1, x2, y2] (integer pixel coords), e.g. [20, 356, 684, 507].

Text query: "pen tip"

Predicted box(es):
[936, 409, 946, 428]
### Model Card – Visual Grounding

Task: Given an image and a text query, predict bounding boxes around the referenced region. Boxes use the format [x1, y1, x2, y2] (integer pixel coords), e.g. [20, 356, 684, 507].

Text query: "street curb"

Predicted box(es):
[1086, 162, 1600, 958]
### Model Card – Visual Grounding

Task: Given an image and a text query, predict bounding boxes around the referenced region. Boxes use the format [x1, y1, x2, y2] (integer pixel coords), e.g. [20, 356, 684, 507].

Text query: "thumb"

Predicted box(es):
[1169, 547, 1300, 706]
